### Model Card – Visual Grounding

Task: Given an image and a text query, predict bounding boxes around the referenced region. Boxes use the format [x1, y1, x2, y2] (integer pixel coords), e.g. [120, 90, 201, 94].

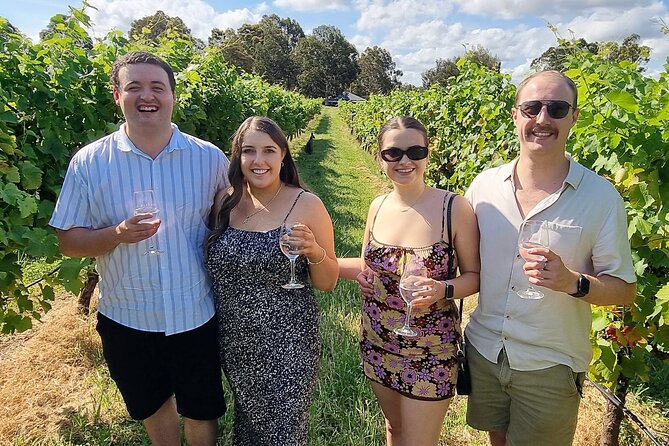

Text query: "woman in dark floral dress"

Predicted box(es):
[339, 117, 480, 445]
[206, 117, 338, 446]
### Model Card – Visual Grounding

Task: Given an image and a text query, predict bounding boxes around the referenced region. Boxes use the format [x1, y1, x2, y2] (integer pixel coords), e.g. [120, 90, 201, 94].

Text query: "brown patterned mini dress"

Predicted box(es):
[361, 192, 460, 400]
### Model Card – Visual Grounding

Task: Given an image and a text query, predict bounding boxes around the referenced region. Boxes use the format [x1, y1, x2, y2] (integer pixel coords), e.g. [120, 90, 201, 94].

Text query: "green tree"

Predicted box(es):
[295, 25, 358, 98]
[465, 44, 501, 72]
[599, 34, 650, 69]
[350, 46, 402, 97]
[208, 27, 254, 73]
[208, 15, 304, 88]
[252, 15, 303, 88]
[421, 58, 459, 87]
[422, 45, 500, 88]
[128, 10, 203, 49]
[531, 34, 650, 72]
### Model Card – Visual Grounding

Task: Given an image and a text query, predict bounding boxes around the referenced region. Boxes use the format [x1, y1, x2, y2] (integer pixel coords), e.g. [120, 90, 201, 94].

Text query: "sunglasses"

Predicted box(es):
[380, 145, 429, 162]
[516, 100, 574, 119]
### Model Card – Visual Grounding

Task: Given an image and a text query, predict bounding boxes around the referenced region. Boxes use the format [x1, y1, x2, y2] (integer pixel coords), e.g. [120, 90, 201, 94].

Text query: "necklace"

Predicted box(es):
[242, 183, 283, 224]
[395, 186, 427, 212]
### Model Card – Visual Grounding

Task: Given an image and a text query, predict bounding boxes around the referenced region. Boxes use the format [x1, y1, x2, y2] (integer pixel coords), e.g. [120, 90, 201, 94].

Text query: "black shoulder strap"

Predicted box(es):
[444, 192, 462, 319]
[282, 190, 305, 224]
[446, 192, 455, 248]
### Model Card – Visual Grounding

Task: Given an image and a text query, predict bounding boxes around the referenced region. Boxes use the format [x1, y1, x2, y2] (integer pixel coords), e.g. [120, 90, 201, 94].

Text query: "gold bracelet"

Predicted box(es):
[308, 246, 327, 265]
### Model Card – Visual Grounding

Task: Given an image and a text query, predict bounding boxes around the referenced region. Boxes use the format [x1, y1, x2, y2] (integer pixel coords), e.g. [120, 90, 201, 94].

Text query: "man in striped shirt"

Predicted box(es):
[49, 52, 229, 446]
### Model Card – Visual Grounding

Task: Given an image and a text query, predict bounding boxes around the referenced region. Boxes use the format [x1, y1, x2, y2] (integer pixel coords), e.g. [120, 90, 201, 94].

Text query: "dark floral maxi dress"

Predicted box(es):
[206, 192, 320, 446]
[361, 192, 461, 400]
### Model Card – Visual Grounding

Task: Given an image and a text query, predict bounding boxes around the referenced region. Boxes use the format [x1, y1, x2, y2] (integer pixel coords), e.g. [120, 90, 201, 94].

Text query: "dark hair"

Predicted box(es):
[206, 117, 306, 253]
[110, 51, 176, 92]
[515, 70, 578, 108]
[377, 116, 429, 153]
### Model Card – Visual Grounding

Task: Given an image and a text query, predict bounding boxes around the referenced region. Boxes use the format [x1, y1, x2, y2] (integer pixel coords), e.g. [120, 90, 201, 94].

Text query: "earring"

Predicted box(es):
[281, 162, 285, 167]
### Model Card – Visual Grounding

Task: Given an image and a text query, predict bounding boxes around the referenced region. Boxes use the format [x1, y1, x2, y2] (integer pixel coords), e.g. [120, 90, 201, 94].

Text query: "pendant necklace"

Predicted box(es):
[396, 186, 426, 212]
[242, 183, 283, 224]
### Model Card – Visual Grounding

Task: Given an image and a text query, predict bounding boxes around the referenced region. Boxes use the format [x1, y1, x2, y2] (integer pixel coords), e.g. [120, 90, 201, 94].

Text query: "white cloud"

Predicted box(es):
[508, 59, 533, 83]
[272, 0, 348, 11]
[454, 0, 650, 20]
[644, 36, 669, 73]
[355, 0, 454, 30]
[379, 20, 466, 52]
[556, 4, 667, 42]
[350, 33, 375, 52]
[383, 22, 558, 85]
[87, 0, 265, 40]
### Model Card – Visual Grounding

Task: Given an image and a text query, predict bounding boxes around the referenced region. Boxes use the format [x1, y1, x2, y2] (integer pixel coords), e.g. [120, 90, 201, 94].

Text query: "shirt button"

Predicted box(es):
[517, 254, 521, 258]
[505, 315, 510, 319]
[511, 286, 516, 291]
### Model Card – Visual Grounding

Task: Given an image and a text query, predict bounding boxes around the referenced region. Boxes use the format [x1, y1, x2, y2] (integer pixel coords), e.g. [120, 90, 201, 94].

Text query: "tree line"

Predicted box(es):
[35, 9, 654, 99]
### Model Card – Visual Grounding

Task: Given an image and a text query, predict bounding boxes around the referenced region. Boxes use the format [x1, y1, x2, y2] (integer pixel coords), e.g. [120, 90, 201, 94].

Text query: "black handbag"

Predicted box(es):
[456, 325, 471, 395]
[445, 193, 471, 395]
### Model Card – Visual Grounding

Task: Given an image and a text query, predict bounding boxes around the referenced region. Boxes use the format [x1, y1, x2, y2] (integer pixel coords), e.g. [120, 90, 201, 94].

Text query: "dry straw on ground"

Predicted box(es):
[0, 294, 102, 444]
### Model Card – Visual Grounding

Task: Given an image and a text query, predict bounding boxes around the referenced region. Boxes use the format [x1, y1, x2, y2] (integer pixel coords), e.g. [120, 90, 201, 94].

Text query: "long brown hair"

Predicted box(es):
[206, 116, 306, 254]
[377, 116, 429, 153]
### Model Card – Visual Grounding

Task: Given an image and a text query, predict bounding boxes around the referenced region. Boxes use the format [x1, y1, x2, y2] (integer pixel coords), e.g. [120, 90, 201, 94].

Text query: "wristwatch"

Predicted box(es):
[569, 274, 590, 298]
[443, 281, 454, 300]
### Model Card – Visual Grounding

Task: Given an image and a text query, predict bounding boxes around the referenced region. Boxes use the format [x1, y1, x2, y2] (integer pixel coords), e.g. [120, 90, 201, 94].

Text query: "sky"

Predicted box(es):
[2, 0, 669, 86]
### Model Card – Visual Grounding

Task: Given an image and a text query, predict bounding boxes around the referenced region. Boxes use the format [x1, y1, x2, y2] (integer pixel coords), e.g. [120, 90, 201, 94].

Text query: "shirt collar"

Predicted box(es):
[116, 123, 185, 157]
[503, 153, 585, 191]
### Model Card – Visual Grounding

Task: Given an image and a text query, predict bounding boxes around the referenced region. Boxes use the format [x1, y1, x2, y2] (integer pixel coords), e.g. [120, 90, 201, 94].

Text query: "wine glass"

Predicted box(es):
[134, 190, 161, 255]
[394, 258, 428, 337]
[517, 220, 549, 299]
[279, 223, 304, 289]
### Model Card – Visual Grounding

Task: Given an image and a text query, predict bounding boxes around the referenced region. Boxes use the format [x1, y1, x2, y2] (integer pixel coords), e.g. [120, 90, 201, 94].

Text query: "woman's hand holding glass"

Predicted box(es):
[279, 222, 326, 289]
[410, 278, 450, 308]
[394, 260, 429, 337]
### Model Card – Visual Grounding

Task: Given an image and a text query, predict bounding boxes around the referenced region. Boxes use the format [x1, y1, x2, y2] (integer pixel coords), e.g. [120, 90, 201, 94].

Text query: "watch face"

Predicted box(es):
[571, 274, 590, 297]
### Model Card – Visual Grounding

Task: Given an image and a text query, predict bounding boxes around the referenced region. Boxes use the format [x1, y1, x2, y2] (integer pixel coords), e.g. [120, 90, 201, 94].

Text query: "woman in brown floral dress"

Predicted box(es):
[339, 116, 480, 445]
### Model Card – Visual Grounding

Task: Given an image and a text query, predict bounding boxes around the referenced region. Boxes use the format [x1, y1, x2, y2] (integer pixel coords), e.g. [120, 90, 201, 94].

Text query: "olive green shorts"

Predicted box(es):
[465, 342, 584, 446]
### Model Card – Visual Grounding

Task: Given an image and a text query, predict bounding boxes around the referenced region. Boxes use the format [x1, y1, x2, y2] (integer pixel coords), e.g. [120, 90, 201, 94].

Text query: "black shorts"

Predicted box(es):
[96, 313, 226, 421]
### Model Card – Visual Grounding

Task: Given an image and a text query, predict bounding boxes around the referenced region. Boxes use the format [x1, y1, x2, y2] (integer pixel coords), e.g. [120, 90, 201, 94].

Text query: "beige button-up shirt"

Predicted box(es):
[465, 156, 635, 372]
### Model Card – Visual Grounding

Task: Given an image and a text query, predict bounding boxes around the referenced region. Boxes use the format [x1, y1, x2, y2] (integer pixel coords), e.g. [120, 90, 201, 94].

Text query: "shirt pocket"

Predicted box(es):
[544, 222, 582, 269]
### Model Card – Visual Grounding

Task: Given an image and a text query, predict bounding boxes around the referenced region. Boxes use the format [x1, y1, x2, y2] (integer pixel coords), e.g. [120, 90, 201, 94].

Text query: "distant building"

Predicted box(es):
[323, 91, 366, 106]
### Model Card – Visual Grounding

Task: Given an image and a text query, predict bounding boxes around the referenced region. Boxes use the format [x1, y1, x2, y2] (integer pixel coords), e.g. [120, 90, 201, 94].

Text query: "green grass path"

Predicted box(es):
[293, 107, 389, 445]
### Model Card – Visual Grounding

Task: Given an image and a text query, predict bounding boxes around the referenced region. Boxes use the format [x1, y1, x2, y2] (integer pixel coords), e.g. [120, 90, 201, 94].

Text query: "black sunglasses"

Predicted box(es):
[380, 145, 429, 162]
[516, 100, 574, 119]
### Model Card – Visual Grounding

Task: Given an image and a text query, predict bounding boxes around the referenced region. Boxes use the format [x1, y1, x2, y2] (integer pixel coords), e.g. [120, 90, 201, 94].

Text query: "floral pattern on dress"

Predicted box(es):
[361, 238, 461, 400]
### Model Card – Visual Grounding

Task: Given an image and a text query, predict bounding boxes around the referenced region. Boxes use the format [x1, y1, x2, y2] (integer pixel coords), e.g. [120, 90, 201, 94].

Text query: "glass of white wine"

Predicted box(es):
[517, 220, 549, 299]
[394, 258, 428, 337]
[279, 222, 304, 289]
[134, 190, 161, 255]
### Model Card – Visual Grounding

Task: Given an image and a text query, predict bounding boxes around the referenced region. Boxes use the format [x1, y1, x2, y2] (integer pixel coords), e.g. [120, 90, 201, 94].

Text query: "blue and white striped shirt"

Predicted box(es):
[50, 124, 229, 335]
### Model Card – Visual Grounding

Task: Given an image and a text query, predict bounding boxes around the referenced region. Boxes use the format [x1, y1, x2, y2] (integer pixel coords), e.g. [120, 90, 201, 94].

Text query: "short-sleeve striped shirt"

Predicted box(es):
[49, 124, 229, 335]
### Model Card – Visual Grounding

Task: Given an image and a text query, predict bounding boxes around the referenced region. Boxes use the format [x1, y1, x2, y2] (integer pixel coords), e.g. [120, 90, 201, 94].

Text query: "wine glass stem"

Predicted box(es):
[404, 303, 413, 331]
[289, 259, 297, 284]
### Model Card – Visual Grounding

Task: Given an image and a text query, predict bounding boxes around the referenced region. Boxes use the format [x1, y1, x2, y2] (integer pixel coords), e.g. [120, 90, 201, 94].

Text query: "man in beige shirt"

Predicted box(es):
[464, 70, 636, 446]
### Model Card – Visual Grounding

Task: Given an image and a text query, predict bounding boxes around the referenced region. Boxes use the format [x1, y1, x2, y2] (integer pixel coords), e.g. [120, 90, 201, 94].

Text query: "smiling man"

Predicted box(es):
[49, 52, 229, 445]
[464, 70, 636, 446]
